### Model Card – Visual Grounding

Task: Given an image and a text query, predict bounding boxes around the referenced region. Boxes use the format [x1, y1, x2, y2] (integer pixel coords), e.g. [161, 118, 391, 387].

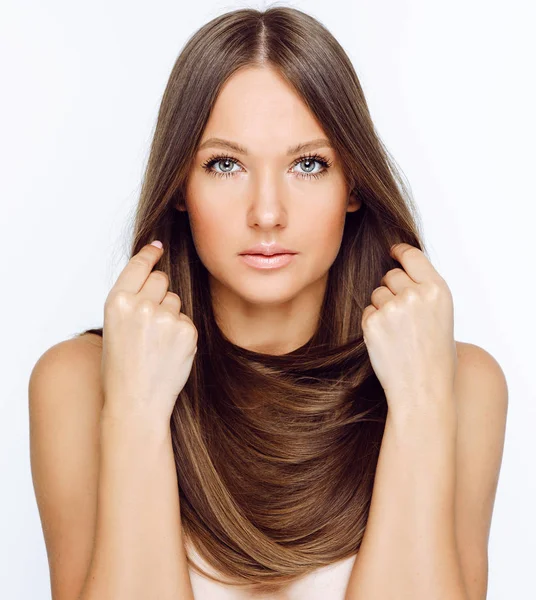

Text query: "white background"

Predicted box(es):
[1, 0, 534, 598]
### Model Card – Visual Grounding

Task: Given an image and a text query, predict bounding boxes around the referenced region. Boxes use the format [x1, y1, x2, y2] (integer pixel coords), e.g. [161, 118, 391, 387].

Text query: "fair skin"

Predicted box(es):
[28, 64, 506, 600]
[178, 64, 507, 599]
[177, 68, 507, 598]
[180, 64, 360, 355]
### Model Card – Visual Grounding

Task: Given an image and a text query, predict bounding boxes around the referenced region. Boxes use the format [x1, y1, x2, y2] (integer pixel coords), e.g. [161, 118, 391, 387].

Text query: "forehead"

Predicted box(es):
[198, 66, 329, 157]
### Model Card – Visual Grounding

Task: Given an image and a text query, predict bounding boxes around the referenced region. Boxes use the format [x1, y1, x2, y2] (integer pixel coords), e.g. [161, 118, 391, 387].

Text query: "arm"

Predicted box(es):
[78, 242, 198, 599]
[345, 397, 468, 600]
[78, 409, 195, 600]
[29, 336, 195, 600]
[345, 342, 508, 600]
[351, 244, 507, 599]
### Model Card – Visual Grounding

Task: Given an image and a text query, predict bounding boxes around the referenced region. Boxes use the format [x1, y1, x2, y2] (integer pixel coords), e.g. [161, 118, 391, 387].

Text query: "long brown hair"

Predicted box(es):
[77, 5, 426, 593]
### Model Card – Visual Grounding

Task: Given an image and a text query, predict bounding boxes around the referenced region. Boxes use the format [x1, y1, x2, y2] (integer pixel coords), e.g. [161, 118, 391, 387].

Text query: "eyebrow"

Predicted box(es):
[197, 137, 333, 156]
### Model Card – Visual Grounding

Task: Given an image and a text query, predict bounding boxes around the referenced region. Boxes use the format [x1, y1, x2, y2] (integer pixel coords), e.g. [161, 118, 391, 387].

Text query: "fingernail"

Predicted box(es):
[150, 240, 163, 249]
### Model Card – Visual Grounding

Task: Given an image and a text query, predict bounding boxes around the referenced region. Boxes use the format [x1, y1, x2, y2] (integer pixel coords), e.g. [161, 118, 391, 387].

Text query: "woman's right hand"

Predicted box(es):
[100, 241, 198, 428]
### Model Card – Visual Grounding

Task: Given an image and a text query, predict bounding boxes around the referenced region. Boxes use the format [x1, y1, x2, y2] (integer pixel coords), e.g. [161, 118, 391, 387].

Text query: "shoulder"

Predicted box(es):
[75, 331, 103, 350]
[453, 339, 509, 464]
[454, 340, 509, 410]
[30, 331, 103, 374]
[28, 333, 105, 599]
[29, 333, 104, 419]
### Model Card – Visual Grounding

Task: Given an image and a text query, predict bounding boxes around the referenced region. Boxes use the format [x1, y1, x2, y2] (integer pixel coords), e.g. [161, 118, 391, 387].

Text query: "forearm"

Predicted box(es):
[79, 410, 194, 600]
[345, 396, 468, 600]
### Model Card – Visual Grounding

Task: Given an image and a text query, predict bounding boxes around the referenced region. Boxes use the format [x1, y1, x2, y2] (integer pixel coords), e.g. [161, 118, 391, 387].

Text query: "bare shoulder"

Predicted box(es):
[29, 333, 104, 414]
[77, 331, 103, 349]
[455, 339, 506, 371]
[454, 340, 509, 408]
[28, 333, 104, 600]
[452, 340, 508, 600]
[29, 333, 104, 412]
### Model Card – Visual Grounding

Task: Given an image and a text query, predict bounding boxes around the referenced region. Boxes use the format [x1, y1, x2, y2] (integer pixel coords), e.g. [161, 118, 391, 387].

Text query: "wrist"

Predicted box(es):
[100, 404, 171, 441]
[386, 390, 458, 430]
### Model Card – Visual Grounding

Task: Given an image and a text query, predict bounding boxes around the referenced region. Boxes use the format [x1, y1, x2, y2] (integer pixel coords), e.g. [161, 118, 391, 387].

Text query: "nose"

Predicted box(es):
[246, 172, 288, 231]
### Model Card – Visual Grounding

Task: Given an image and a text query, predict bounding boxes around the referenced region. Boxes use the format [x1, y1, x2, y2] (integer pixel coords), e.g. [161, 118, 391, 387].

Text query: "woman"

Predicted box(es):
[30, 6, 507, 600]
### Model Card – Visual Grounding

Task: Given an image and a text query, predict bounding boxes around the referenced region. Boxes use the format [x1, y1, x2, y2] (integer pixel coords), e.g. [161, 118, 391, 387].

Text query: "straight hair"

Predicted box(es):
[78, 5, 426, 593]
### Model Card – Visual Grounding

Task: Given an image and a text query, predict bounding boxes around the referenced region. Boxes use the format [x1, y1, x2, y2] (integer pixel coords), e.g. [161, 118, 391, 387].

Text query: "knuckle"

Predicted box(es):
[423, 281, 444, 300]
[105, 290, 131, 311]
[156, 311, 176, 326]
[362, 304, 375, 319]
[371, 286, 387, 301]
[129, 255, 151, 268]
[383, 299, 398, 313]
[136, 298, 157, 315]
[181, 321, 198, 343]
[151, 270, 168, 283]
[402, 245, 417, 257]
[401, 287, 419, 302]
[365, 311, 380, 329]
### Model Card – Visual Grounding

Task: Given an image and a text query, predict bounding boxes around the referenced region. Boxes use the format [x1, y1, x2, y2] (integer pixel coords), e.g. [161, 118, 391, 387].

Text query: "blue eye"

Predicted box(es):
[202, 157, 240, 178]
[201, 153, 332, 180]
[291, 156, 330, 178]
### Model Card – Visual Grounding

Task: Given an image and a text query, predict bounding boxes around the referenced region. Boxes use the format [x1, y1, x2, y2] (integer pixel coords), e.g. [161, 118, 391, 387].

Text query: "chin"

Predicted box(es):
[237, 287, 299, 306]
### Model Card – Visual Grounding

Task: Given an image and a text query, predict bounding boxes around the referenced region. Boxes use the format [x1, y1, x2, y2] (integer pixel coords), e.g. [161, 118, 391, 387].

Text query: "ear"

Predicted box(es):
[346, 188, 361, 213]
[174, 191, 188, 212]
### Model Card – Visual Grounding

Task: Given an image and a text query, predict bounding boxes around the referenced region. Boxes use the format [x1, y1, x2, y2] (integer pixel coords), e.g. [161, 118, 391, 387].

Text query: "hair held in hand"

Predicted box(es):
[78, 6, 426, 594]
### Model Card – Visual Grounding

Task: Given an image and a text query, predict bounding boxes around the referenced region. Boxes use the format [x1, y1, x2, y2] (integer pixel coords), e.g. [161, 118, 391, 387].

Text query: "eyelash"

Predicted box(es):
[201, 153, 333, 180]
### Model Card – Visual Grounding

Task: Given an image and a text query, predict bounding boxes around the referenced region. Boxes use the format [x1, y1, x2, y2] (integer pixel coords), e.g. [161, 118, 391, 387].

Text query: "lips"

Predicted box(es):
[245, 252, 291, 256]
[239, 252, 296, 269]
[239, 243, 297, 256]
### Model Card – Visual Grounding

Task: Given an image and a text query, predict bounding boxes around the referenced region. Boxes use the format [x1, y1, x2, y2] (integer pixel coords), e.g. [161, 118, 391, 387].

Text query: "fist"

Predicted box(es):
[362, 243, 457, 411]
[101, 241, 198, 426]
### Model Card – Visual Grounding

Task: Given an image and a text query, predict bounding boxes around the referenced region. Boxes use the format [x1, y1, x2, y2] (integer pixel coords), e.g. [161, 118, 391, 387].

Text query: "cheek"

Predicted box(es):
[302, 205, 347, 258]
[187, 202, 235, 265]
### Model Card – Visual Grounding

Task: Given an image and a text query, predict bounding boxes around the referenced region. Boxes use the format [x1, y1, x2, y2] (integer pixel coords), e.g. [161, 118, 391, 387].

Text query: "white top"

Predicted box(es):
[185, 538, 357, 600]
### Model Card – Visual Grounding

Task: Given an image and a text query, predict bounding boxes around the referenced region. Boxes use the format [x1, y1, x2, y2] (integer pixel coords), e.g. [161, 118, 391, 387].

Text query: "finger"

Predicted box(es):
[370, 285, 395, 309]
[380, 268, 413, 294]
[160, 291, 182, 315]
[389, 243, 440, 284]
[138, 270, 169, 304]
[112, 242, 164, 295]
[361, 304, 377, 326]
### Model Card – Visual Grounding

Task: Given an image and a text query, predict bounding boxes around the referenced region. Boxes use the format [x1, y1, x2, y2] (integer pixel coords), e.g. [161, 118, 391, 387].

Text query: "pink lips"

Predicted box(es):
[239, 243, 296, 255]
[239, 253, 296, 269]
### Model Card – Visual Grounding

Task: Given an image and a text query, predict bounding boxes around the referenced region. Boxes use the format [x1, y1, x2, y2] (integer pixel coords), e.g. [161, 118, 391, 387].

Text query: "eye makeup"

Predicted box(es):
[200, 153, 333, 180]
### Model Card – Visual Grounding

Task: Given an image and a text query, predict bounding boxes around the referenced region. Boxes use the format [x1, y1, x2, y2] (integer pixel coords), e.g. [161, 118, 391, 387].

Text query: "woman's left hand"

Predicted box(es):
[361, 243, 457, 412]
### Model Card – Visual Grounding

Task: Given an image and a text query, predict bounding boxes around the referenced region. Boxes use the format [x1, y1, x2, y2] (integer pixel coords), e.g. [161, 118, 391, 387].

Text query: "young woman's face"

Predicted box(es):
[183, 65, 360, 307]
